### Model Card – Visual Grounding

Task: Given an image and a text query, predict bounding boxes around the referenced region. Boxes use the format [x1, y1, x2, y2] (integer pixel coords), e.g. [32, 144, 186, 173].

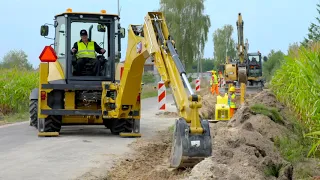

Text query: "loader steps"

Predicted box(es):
[38, 132, 59, 137]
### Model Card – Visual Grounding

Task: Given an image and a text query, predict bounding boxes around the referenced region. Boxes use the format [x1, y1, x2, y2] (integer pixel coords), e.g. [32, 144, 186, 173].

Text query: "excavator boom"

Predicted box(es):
[118, 12, 212, 168]
[236, 13, 248, 85]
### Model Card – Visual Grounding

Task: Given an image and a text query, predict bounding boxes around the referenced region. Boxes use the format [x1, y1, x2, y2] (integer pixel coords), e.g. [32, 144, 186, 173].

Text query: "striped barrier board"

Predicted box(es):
[195, 78, 200, 92]
[158, 81, 166, 110]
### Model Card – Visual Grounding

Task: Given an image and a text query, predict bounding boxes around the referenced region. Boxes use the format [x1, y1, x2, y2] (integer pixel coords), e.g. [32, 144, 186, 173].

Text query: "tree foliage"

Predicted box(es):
[159, 0, 211, 71]
[213, 25, 237, 67]
[302, 3, 320, 46]
[142, 72, 156, 84]
[190, 58, 214, 72]
[0, 50, 33, 70]
[262, 50, 285, 81]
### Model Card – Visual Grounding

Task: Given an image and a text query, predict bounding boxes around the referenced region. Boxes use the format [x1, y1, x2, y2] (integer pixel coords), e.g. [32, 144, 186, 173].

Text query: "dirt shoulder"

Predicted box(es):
[106, 89, 320, 180]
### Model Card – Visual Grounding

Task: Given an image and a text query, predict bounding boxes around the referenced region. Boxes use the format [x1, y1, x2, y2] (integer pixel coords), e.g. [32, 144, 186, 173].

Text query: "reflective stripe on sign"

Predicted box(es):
[158, 81, 166, 110]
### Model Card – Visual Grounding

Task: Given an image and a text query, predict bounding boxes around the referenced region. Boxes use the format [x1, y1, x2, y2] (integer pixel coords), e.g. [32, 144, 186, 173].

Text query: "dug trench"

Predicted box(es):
[105, 89, 320, 180]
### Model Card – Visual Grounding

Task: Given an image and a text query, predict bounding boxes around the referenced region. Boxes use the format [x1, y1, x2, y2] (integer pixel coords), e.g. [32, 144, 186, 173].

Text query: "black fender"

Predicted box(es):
[29, 88, 39, 100]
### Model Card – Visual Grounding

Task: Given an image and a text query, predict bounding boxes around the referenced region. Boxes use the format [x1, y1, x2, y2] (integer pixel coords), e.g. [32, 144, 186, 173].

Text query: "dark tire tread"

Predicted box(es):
[44, 116, 62, 132]
[29, 100, 38, 128]
[109, 119, 133, 135]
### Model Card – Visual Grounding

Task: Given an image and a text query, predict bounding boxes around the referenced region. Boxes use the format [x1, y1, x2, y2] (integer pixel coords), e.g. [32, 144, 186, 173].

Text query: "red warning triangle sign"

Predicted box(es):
[39, 46, 57, 62]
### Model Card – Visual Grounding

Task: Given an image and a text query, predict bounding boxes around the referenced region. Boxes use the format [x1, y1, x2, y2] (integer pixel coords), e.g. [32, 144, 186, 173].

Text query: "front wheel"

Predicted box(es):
[29, 99, 38, 128]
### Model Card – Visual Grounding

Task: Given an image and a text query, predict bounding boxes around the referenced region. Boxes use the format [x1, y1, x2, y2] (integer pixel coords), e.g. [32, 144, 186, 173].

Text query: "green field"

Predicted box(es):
[270, 42, 320, 157]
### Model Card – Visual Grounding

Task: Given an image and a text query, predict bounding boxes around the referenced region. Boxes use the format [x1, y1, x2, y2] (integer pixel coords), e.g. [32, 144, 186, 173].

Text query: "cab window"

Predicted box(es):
[70, 22, 109, 57]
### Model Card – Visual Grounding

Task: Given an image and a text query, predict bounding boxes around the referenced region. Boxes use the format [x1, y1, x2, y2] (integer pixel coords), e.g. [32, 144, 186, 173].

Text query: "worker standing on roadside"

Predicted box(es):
[229, 86, 237, 117]
[211, 70, 219, 95]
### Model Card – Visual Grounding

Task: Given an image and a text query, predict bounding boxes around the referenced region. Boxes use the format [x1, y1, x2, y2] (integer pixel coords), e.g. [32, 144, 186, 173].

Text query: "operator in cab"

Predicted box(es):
[71, 29, 106, 76]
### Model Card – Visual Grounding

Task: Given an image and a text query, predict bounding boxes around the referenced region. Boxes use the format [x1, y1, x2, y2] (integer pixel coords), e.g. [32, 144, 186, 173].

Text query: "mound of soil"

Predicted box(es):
[107, 89, 320, 180]
[186, 89, 320, 180]
[156, 111, 179, 118]
[106, 131, 189, 180]
[199, 93, 217, 119]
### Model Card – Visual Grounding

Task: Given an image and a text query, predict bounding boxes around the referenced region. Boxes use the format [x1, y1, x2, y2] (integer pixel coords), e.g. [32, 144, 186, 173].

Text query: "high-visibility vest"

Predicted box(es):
[76, 41, 96, 59]
[212, 74, 218, 84]
[230, 93, 236, 108]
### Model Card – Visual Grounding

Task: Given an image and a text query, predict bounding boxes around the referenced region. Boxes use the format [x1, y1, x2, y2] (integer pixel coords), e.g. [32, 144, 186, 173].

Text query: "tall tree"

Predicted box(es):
[213, 25, 237, 67]
[302, 3, 320, 46]
[0, 50, 33, 70]
[262, 50, 284, 81]
[159, 0, 211, 71]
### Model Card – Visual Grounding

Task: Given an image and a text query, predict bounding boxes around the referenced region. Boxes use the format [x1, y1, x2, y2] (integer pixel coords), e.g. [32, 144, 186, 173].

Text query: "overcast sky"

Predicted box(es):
[0, 0, 318, 68]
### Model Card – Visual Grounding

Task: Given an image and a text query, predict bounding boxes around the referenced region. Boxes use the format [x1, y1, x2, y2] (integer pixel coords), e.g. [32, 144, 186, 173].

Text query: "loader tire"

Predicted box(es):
[29, 99, 38, 128]
[44, 115, 62, 132]
[110, 119, 133, 135]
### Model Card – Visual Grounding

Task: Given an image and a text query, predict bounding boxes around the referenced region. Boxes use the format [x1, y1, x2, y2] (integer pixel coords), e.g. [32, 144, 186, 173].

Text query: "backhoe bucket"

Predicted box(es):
[170, 118, 212, 168]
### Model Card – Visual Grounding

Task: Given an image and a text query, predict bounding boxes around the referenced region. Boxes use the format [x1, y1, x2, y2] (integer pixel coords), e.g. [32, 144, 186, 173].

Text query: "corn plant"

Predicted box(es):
[270, 42, 320, 156]
[0, 68, 39, 114]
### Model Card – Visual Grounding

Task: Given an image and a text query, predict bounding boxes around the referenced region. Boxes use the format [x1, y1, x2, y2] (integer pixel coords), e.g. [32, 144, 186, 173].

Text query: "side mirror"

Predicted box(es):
[120, 28, 125, 38]
[97, 24, 106, 32]
[40, 25, 49, 36]
[263, 56, 268, 62]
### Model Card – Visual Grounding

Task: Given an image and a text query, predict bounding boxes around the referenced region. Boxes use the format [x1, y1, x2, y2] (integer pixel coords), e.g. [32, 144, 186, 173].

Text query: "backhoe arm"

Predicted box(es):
[115, 12, 212, 168]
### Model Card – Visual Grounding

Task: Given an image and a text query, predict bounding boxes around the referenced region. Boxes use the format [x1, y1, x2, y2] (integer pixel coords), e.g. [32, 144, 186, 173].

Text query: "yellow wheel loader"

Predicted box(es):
[29, 9, 212, 168]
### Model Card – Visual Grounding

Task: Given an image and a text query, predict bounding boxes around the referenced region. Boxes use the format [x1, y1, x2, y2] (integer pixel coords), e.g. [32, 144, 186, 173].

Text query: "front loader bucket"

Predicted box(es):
[170, 118, 212, 168]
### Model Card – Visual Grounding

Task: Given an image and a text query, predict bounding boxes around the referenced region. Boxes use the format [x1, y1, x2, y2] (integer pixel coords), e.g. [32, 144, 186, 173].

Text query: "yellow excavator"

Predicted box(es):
[223, 13, 268, 104]
[223, 13, 247, 104]
[30, 9, 211, 168]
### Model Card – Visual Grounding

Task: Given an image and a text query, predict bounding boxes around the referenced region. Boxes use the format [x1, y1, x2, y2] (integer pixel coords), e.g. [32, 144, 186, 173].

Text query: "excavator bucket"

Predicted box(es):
[238, 67, 247, 84]
[170, 118, 212, 168]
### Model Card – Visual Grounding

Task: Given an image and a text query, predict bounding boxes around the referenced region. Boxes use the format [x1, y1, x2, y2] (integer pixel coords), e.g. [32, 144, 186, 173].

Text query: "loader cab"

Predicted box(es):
[40, 9, 125, 84]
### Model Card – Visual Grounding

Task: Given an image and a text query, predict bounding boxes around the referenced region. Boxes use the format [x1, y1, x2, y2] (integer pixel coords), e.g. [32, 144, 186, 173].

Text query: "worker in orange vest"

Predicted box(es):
[211, 70, 219, 95]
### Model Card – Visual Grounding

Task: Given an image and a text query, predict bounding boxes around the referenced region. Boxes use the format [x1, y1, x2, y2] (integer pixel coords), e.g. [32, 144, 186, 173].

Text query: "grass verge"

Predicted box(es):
[0, 112, 29, 125]
[249, 104, 284, 124]
[141, 84, 172, 99]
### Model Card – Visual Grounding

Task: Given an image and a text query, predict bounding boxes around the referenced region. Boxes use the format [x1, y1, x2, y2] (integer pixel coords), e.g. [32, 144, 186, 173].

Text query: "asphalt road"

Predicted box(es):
[0, 95, 176, 180]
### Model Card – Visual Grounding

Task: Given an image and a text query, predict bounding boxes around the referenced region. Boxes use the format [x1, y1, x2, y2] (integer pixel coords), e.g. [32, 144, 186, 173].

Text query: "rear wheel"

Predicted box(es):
[29, 99, 38, 128]
[44, 115, 62, 132]
[109, 119, 133, 135]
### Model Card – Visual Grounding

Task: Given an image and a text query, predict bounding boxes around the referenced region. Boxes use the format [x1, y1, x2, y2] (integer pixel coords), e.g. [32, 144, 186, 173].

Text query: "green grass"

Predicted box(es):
[250, 104, 284, 124]
[140, 84, 172, 99]
[168, 124, 175, 132]
[0, 112, 29, 125]
[264, 163, 283, 178]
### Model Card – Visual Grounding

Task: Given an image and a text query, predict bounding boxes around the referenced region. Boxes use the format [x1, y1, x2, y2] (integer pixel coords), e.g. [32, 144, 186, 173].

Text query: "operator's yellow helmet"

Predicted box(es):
[212, 70, 216, 74]
[229, 86, 235, 92]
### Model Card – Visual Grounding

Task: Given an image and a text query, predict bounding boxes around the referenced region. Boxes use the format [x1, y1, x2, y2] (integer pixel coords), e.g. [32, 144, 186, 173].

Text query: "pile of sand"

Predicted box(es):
[199, 93, 216, 119]
[106, 89, 320, 180]
[156, 111, 179, 118]
[106, 131, 189, 180]
[186, 89, 319, 180]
